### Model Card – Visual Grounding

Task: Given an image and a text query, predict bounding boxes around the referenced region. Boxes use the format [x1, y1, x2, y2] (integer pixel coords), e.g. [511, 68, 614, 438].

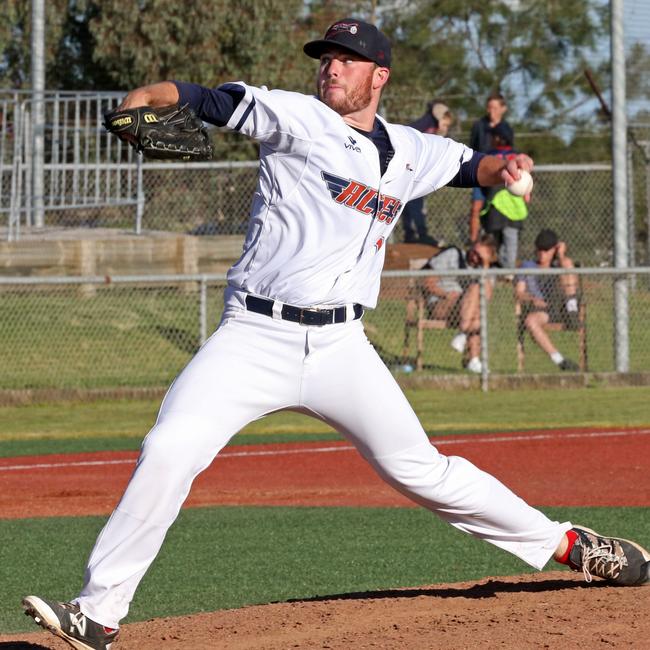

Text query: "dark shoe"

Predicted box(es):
[418, 235, 439, 246]
[22, 596, 119, 649]
[559, 358, 579, 371]
[568, 527, 650, 585]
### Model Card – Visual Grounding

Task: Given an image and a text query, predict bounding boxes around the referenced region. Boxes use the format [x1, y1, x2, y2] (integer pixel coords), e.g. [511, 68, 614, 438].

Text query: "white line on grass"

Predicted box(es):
[1, 428, 649, 472]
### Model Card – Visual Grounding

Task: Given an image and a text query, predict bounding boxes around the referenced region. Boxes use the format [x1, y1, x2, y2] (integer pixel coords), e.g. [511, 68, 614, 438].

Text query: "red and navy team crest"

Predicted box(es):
[321, 171, 402, 224]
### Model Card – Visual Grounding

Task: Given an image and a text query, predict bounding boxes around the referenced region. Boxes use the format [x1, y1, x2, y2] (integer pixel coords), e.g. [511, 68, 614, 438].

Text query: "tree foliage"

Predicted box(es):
[1, 0, 648, 148]
[380, 0, 615, 131]
[0, 0, 70, 87]
[85, 0, 311, 91]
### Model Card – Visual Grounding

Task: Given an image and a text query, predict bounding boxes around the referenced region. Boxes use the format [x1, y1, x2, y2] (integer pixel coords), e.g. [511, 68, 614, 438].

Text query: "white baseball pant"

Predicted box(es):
[75, 292, 571, 627]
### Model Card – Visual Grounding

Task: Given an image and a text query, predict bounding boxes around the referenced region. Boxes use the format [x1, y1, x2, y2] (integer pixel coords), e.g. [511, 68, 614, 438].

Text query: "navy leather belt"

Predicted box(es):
[245, 295, 363, 326]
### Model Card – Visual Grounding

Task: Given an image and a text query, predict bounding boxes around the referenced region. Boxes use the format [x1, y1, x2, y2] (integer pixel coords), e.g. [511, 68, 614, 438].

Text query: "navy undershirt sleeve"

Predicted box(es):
[172, 81, 245, 127]
[446, 151, 486, 188]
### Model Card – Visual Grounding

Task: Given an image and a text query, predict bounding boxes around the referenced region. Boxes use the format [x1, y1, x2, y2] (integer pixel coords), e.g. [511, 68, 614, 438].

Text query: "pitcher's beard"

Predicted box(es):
[320, 74, 373, 117]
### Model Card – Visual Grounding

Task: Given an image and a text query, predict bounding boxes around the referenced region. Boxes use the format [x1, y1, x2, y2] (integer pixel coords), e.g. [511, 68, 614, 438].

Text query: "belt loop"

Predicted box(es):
[346, 304, 354, 323]
[271, 299, 283, 320]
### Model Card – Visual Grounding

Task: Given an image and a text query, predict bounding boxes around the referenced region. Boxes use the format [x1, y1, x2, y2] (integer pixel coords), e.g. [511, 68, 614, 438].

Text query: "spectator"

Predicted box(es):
[515, 229, 580, 371]
[420, 234, 498, 373]
[402, 100, 453, 245]
[469, 93, 514, 243]
[479, 124, 530, 269]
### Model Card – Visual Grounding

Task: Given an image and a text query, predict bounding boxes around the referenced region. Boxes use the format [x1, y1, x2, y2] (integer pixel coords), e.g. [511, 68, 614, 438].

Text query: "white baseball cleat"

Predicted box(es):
[22, 595, 119, 650]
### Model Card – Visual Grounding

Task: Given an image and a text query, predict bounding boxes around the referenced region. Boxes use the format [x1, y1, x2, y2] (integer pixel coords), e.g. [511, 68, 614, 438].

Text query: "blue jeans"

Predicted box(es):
[402, 197, 428, 241]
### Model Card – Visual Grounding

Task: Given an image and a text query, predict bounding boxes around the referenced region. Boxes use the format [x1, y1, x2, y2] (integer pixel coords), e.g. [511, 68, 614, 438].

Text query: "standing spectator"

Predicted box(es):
[468, 93, 514, 243]
[420, 234, 498, 373]
[402, 100, 453, 245]
[479, 124, 529, 269]
[515, 229, 580, 371]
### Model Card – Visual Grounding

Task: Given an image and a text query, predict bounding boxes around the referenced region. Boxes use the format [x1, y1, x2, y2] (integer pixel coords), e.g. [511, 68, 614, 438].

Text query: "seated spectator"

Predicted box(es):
[403, 100, 453, 245]
[515, 229, 580, 371]
[420, 234, 498, 373]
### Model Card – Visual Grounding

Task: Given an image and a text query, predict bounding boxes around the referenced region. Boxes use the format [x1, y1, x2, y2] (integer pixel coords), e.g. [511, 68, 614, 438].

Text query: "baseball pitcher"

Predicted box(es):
[24, 18, 650, 650]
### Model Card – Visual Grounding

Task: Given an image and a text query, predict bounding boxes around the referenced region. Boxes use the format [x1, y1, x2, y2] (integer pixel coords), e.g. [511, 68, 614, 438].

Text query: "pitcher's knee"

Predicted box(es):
[139, 417, 214, 477]
[371, 444, 448, 492]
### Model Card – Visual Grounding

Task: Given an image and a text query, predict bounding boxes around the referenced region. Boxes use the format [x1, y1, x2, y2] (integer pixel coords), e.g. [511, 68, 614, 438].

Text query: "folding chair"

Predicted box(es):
[403, 258, 448, 371]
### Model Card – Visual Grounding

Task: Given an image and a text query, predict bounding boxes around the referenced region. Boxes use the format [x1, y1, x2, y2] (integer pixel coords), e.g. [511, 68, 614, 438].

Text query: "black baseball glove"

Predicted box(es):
[103, 103, 213, 161]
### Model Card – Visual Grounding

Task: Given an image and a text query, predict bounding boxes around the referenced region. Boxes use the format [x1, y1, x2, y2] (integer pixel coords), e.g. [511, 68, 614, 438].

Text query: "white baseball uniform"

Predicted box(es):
[75, 83, 571, 627]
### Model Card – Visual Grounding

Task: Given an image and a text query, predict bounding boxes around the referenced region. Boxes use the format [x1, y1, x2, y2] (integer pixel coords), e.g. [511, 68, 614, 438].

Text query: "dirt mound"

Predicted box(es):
[3, 571, 649, 649]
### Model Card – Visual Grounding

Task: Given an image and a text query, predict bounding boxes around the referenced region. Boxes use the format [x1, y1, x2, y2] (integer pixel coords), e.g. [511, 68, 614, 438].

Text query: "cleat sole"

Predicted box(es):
[22, 596, 93, 650]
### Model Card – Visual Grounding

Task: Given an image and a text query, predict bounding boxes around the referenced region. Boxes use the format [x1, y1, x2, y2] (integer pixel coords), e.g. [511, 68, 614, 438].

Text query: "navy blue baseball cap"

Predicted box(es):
[303, 18, 391, 68]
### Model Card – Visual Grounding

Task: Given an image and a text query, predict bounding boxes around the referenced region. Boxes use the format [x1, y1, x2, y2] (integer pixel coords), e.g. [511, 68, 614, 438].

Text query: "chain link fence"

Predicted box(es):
[92, 160, 621, 269]
[1, 268, 648, 393]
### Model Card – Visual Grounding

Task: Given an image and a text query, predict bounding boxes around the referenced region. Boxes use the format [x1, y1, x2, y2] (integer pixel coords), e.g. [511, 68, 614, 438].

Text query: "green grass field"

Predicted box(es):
[1, 385, 648, 457]
[1, 386, 649, 634]
[3, 507, 650, 634]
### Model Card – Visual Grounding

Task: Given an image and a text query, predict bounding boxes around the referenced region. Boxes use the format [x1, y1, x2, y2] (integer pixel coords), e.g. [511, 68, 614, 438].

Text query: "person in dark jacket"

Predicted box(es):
[402, 100, 453, 245]
[478, 123, 529, 269]
[468, 93, 514, 243]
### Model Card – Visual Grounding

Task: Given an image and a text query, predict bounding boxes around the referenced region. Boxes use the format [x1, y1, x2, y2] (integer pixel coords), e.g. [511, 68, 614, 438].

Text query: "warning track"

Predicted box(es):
[1, 426, 649, 519]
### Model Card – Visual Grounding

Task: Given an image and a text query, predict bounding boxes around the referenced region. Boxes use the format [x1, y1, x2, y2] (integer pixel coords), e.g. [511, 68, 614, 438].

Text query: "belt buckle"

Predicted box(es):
[299, 307, 328, 326]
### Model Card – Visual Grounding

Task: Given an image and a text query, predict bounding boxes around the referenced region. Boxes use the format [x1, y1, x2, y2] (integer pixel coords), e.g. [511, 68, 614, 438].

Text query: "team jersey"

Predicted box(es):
[184, 82, 475, 309]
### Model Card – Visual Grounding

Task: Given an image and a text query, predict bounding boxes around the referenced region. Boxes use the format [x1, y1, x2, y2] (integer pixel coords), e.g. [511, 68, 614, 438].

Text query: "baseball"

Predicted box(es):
[506, 169, 533, 196]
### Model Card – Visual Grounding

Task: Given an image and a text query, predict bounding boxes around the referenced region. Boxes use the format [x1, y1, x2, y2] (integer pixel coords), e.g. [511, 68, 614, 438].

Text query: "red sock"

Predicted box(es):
[555, 529, 579, 566]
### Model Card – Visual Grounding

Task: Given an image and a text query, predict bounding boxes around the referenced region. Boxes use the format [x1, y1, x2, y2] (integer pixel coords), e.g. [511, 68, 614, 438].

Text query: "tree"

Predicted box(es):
[379, 0, 613, 132]
[84, 0, 309, 90]
[0, 0, 69, 88]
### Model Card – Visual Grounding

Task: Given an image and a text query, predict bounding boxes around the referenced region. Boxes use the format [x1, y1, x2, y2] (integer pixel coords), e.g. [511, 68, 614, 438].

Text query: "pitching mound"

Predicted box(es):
[3, 571, 649, 649]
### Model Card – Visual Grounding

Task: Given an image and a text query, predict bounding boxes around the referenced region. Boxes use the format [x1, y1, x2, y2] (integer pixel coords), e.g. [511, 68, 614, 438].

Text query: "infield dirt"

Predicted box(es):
[2, 571, 649, 648]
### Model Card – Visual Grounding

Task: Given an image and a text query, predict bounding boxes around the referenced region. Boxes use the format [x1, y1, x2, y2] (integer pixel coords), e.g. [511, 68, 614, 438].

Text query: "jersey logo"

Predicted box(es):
[345, 136, 361, 153]
[321, 171, 402, 224]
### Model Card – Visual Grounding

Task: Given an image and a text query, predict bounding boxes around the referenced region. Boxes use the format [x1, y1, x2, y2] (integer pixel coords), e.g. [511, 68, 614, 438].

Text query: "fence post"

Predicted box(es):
[135, 155, 144, 234]
[8, 102, 23, 241]
[627, 142, 636, 278]
[31, 0, 46, 229]
[199, 276, 207, 347]
[479, 272, 489, 392]
[611, 0, 630, 373]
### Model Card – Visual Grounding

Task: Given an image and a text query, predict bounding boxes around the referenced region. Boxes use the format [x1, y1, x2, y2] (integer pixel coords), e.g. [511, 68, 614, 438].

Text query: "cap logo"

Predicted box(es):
[327, 22, 359, 38]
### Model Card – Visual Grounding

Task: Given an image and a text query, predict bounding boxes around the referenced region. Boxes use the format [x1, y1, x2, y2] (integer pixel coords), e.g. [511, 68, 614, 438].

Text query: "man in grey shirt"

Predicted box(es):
[421, 235, 497, 372]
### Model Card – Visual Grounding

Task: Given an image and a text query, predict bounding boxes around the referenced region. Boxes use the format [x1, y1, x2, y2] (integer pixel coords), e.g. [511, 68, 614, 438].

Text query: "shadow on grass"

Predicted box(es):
[287, 575, 609, 604]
